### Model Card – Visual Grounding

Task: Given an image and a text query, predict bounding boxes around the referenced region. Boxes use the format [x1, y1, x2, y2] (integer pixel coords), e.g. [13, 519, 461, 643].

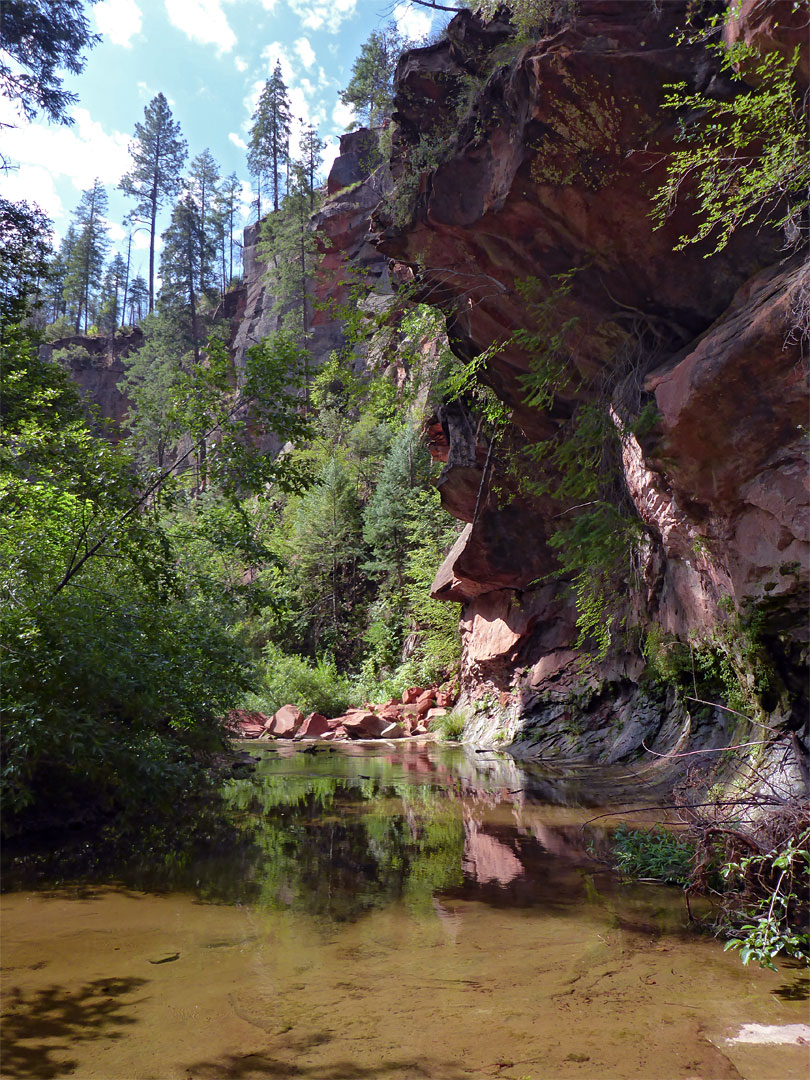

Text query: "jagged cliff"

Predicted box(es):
[366, 1, 808, 765]
[39, 329, 140, 435]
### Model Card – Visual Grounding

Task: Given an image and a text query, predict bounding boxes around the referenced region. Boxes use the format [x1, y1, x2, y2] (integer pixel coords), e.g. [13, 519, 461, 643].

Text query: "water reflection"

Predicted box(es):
[217, 745, 638, 923]
[2, 743, 669, 921]
[4, 745, 804, 1080]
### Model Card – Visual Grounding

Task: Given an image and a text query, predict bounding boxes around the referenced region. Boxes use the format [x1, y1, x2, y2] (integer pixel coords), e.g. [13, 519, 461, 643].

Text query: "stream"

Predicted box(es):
[1, 742, 807, 1080]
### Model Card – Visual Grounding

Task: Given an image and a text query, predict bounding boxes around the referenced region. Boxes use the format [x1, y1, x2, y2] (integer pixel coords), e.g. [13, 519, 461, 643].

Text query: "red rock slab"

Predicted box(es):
[379, 722, 405, 738]
[381, 697, 401, 709]
[425, 708, 448, 722]
[321, 726, 348, 741]
[265, 704, 305, 737]
[377, 705, 403, 722]
[341, 712, 394, 738]
[225, 708, 273, 734]
[435, 691, 455, 708]
[295, 712, 331, 740]
[236, 725, 265, 739]
[401, 687, 425, 705]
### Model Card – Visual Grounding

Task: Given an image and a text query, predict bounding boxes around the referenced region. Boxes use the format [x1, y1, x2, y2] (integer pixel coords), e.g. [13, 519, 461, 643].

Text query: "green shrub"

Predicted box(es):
[611, 826, 694, 885]
[430, 710, 467, 741]
[721, 830, 810, 971]
[250, 643, 353, 718]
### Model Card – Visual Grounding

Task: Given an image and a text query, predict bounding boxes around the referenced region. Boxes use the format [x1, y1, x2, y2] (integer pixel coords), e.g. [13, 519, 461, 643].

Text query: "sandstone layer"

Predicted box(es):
[371, 2, 809, 766]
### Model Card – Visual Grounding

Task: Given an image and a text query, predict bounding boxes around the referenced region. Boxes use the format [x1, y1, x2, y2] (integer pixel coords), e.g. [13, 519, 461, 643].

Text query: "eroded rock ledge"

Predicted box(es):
[372, 1, 809, 767]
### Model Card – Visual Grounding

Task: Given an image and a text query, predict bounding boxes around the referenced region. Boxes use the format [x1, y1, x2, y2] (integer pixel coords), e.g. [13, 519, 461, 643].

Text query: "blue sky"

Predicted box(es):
[0, 0, 437, 277]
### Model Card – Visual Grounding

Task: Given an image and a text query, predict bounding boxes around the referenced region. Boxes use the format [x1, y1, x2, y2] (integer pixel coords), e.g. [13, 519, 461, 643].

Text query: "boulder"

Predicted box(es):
[401, 687, 425, 705]
[225, 708, 272, 737]
[295, 712, 331, 740]
[380, 722, 405, 738]
[415, 691, 436, 719]
[341, 711, 395, 738]
[378, 705, 403, 721]
[426, 708, 448, 722]
[435, 691, 455, 708]
[265, 704, 305, 737]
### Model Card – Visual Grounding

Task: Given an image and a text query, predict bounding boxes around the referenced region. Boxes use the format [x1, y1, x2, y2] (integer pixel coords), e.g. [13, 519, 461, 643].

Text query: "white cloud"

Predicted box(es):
[136, 80, 174, 105]
[229, 131, 248, 149]
[239, 178, 256, 214]
[259, 0, 277, 9]
[0, 107, 131, 197]
[321, 134, 340, 177]
[94, 0, 143, 46]
[164, 0, 236, 53]
[0, 165, 64, 224]
[393, 2, 433, 41]
[287, 0, 357, 34]
[332, 99, 355, 132]
[234, 55, 248, 72]
[294, 36, 316, 69]
[107, 220, 127, 244]
[259, 41, 295, 85]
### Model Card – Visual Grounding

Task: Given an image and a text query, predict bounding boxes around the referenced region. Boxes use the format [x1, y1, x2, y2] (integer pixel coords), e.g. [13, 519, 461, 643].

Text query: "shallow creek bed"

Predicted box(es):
[2, 743, 808, 1080]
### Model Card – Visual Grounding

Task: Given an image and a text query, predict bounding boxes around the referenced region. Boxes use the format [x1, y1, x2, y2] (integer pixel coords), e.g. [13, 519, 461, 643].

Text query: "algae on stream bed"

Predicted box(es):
[1, 743, 807, 1080]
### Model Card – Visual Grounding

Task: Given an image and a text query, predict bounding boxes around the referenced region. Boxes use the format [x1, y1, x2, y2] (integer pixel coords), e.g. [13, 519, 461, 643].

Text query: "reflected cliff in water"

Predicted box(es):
[4, 743, 805, 1080]
[4, 742, 671, 923]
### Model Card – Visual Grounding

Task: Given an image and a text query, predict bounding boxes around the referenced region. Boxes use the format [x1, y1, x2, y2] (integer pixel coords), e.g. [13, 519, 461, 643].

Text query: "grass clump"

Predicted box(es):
[430, 709, 467, 741]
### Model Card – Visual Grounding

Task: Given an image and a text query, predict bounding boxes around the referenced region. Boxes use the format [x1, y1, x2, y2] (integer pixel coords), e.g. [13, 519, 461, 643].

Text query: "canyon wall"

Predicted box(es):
[369, 1, 808, 765]
[39, 329, 140, 435]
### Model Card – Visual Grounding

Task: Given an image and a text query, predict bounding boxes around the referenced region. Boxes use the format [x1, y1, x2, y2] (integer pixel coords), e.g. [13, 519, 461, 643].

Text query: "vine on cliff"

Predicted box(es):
[653, 7, 810, 254]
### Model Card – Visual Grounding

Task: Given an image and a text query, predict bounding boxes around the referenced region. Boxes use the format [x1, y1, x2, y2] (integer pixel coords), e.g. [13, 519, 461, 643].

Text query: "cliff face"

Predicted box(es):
[40, 330, 141, 436]
[228, 130, 391, 369]
[371, 1, 808, 761]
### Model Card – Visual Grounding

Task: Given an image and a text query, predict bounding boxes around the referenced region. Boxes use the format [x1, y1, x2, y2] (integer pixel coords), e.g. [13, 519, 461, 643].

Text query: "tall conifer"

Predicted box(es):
[186, 148, 221, 296]
[247, 61, 291, 216]
[119, 93, 187, 314]
[299, 125, 325, 210]
[63, 179, 109, 332]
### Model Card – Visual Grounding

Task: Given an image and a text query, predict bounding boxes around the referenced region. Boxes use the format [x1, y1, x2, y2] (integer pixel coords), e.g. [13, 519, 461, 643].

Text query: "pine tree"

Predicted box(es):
[259, 163, 323, 409]
[186, 148, 221, 296]
[291, 456, 364, 644]
[340, 23, 405, 128]
[363, 425, 431, 590]
[213, 172, 241, 292]
[118, 311, 187, 470]
[0, 196, 52, 334]
[63, 179, 109, 333]
[158, 193, 202, 363]
[0, 0, 99, 126]
[299, 125, 326, 210]
[247, 61, 291, 216]
[45, 226, 76, 323]
[97, 253, 127, 335]
[127, 274, 149, 325]
[119, 93, 187, 314]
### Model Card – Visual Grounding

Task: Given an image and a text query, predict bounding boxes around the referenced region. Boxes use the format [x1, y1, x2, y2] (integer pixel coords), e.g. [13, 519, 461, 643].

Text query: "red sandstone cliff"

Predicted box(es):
[370, 1, 809, 762]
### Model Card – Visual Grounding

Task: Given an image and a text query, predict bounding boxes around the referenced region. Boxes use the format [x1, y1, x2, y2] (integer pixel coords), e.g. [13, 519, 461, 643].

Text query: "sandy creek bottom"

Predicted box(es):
[1, 743, 807, 1080]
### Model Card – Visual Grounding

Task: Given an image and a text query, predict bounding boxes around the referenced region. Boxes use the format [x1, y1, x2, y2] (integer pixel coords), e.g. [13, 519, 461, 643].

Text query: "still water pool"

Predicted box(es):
[2, 742, 807, 1079]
